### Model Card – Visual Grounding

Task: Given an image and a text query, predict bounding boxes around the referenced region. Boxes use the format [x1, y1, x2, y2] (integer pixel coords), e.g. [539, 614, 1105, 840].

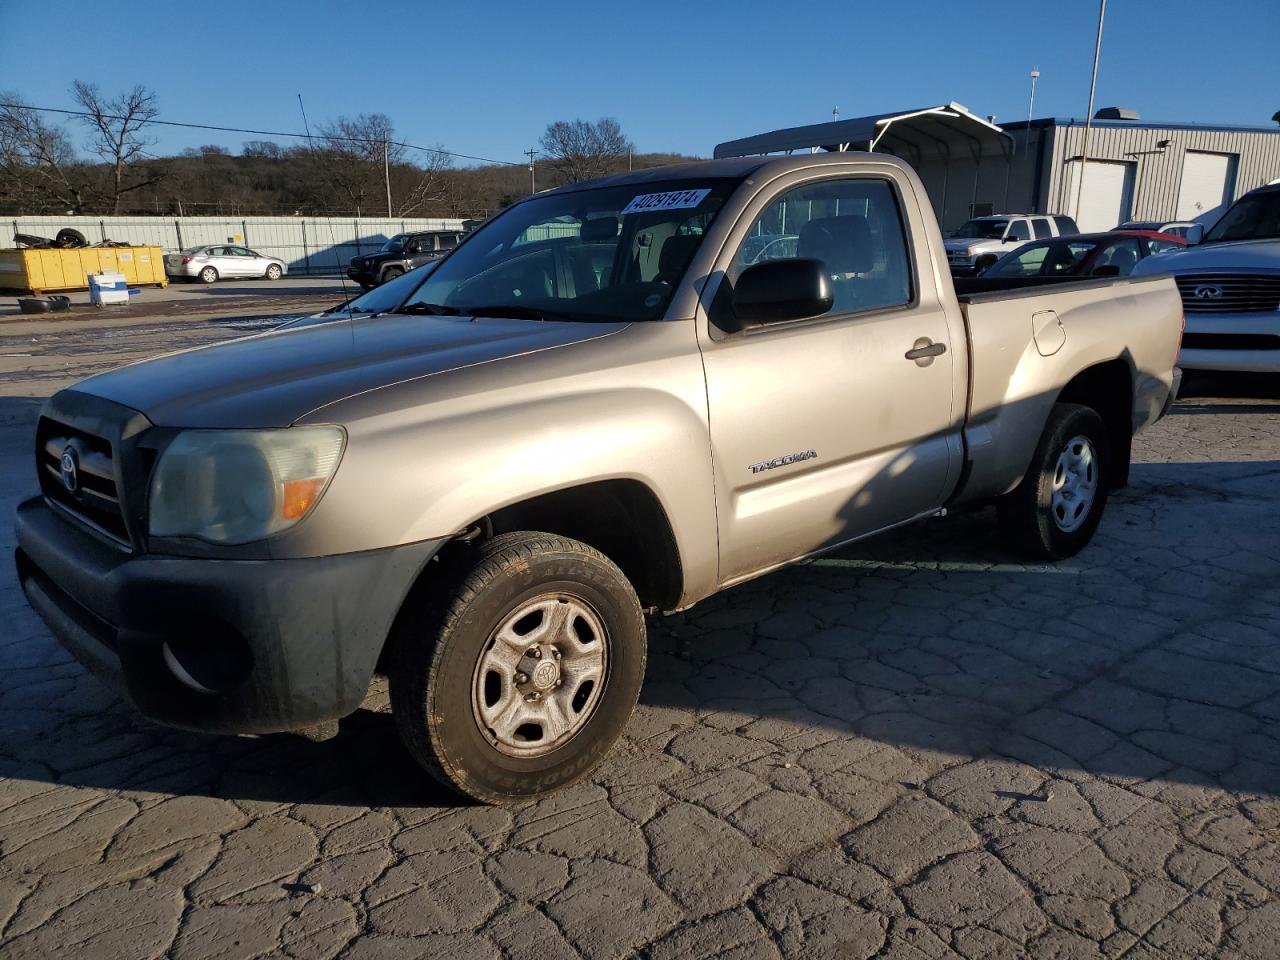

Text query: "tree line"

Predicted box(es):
[0, 84, 692, 220]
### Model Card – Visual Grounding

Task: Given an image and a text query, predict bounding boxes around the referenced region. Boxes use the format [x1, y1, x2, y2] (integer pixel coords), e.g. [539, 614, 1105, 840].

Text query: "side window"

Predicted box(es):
[1093, 238, 1142, 275]
[1006, 220, 1031, 241]
[732, 177, 912, 317]
[206, 246, 225, 256]
[1146, 238, 1182, 256]
[1053, 215, 1080, 236]
[437, 234, 458, 250]
[1032, 218, 1053, 239]
[989, 245, 1050, 277]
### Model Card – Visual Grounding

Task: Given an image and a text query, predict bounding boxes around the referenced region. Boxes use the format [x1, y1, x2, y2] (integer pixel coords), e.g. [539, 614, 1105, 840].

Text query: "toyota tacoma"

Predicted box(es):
[15, 154, 1182, 804]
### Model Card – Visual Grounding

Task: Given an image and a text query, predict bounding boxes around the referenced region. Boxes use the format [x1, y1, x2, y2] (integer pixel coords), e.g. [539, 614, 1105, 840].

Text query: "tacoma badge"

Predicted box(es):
[750, 449, 817, 473]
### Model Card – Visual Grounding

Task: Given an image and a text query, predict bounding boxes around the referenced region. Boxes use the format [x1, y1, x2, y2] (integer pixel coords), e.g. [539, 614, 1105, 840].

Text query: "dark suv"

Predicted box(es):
[347, 231, 463, 288]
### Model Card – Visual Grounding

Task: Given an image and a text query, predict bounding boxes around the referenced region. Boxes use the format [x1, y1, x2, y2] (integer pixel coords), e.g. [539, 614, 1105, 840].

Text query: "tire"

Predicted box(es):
[198, 266, 218, 284]
[264, 263, 282, 281]
[54, 227, 87, 248]
[389, 532, 646, 805]
[380, 266, 404, 284]
[999, 403, 1109, 560]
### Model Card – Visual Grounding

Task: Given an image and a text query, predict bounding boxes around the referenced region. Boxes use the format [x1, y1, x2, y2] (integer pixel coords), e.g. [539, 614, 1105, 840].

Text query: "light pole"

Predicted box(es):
[1025, 68, 1040, 209]
[1074, 0, 1107, 222]
[526, 147, 537, 194]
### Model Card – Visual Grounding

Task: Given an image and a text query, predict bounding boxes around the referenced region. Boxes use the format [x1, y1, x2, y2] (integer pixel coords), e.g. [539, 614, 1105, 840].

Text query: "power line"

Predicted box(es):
[0, 101, 524, 167]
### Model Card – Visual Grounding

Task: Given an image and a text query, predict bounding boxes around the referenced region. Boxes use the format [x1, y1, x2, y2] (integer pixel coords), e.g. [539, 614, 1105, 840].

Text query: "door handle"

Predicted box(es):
[905, 338, 947, 364]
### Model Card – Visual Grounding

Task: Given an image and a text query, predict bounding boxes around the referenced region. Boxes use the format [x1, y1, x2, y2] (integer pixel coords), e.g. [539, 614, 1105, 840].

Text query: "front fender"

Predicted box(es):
[280, 322, 719, 605]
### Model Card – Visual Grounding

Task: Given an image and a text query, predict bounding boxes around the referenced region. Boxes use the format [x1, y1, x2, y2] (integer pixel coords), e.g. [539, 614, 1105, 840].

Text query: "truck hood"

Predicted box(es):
[1135, 237, 1280, 274]
[943, 238, 1001, 254]
[73, 313, 629, 428]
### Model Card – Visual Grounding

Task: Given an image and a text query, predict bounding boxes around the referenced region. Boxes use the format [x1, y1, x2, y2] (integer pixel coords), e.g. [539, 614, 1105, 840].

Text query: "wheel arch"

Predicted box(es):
[1054, 357, 1134, 488]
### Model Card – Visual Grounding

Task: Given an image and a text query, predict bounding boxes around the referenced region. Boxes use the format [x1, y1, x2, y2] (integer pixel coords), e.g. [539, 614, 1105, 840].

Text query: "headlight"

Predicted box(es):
[149, 427, 345, 544]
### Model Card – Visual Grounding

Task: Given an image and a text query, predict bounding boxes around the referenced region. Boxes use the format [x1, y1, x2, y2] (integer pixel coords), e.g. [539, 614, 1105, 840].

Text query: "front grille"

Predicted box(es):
[1182, 333, 1280, 351]
[1175, 274, 1280, 313]
[36, 416, 130, 545]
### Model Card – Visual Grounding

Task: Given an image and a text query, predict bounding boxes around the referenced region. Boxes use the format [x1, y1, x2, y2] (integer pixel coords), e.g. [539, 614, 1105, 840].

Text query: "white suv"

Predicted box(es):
[945, 214, 1079, 275]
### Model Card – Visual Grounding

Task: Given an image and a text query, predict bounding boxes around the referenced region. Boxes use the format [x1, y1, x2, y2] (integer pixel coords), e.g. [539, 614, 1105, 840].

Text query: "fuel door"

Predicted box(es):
[1032, 309, 1065, 357]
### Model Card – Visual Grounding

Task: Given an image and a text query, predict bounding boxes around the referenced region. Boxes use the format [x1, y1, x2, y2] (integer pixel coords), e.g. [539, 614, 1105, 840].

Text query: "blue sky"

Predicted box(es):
[2, 0, 1277, 166]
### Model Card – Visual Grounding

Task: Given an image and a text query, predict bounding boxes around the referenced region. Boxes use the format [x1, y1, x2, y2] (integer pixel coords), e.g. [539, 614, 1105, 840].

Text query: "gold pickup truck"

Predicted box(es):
[15, 153, 1182, 803]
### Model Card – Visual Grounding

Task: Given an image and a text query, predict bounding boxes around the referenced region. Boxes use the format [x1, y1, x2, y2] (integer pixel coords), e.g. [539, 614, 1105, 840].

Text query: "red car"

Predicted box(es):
[982, 230, 1187, 279]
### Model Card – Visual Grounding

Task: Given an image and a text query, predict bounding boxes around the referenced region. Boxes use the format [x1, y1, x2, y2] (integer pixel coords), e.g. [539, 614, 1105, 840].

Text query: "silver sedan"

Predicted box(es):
[165, 245, 288, 283]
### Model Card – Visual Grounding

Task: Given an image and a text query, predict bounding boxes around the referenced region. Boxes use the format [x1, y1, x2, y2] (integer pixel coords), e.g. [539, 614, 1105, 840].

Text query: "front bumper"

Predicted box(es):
[347, 264, 380, 285]
[1178, 311, 1280, 373]
[15, 496, 444, 734]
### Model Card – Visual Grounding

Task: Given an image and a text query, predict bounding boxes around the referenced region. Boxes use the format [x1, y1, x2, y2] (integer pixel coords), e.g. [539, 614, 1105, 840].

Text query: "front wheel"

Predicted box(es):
[999, 403, 1109, 560]
[389, 532, 646, 805]
[380, 266, 404, 284]
[264, 263, 282, 280]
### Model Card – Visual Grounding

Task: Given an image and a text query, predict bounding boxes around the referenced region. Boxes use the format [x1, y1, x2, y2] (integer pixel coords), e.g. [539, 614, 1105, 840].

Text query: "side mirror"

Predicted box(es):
[1185, 225, 1204, 245]
[1091, 264, 1121, 277]
[731, 258, 833, 328]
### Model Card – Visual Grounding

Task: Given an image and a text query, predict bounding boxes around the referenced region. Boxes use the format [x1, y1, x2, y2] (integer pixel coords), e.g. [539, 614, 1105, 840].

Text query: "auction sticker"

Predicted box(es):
[621, 188, 711, 215]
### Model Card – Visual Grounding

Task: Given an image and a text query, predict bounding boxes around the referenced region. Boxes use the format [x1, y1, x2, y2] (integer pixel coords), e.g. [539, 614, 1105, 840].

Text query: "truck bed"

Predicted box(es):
[951, 273, 1183, 504]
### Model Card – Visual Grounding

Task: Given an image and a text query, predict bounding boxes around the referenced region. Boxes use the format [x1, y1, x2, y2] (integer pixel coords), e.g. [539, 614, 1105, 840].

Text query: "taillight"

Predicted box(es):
[181, 256, 192, 264]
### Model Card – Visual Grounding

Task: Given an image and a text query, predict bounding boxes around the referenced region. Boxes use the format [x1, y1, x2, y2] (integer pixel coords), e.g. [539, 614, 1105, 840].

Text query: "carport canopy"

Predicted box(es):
[712, 101, 1012, 167]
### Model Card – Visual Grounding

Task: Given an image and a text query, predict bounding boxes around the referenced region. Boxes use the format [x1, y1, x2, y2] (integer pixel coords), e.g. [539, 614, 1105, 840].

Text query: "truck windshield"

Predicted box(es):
[394, 179, 737, 322]
[952, 219, 1008, 239]
[1202, 190, 1280, 244]
[379, 235, 409, 253]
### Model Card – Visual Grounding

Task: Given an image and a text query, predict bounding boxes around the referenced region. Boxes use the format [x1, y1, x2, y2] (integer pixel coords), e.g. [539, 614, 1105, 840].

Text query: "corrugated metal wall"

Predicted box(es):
[7, 216, 468, 275]
[1042, 122, 1280, 225]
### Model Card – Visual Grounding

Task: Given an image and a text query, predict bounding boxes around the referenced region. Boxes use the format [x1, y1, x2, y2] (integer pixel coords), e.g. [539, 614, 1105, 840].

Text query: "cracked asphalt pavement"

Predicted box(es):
[1, 304, 1278, 960]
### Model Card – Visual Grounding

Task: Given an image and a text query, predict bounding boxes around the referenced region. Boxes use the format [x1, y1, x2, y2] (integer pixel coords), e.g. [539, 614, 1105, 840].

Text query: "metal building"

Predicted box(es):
[714, 106, 1280, 234]
[1001, 117, 1280, 232]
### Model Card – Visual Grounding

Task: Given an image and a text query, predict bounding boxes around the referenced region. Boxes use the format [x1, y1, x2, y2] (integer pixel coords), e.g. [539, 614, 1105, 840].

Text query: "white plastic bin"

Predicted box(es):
[89, 271, 129, 306]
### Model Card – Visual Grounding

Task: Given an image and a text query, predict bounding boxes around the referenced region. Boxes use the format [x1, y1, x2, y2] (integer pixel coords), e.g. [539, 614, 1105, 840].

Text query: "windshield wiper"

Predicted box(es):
[463, 304, 577, 322]
[394, 302, 460, 315]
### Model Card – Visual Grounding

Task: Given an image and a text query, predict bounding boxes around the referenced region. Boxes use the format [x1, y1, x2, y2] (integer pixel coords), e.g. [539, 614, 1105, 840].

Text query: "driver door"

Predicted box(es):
[697, 169, 965, 585]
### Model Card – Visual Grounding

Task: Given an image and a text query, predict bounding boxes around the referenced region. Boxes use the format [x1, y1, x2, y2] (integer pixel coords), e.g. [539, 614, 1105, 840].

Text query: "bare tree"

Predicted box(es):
[316, 113, 401, 216]
[71, 81, 162, 213]
[0, 93, 93, 212]
[392, 145, 452, 216]
[539, 118, 633, 184]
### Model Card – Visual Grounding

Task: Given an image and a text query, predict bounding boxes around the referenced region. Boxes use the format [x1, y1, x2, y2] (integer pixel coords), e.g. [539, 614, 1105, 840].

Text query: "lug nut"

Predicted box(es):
[524, 691, 542, 702]
[515, 672, 529, 685]
[527, 647, 541, 659]
[551, 648, 561, 659]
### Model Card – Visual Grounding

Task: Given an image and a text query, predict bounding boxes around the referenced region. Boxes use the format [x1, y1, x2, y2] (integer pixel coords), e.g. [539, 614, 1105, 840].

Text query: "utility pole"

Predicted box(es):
[1074, 0, 1106, 222]
[1026, 67, 1040, 210]
[526, 147, 537, 194]
[384, 135, 393, 217]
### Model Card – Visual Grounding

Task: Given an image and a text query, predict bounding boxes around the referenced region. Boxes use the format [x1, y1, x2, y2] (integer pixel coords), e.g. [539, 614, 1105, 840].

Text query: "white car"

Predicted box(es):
[165, 245, 287, 284]
[944, 214, 1080, 275]
[1132, 184, 1280, 373]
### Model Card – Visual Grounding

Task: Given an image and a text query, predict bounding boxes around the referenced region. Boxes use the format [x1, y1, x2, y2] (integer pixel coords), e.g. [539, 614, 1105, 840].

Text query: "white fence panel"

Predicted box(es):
[7, 215, 468, 276]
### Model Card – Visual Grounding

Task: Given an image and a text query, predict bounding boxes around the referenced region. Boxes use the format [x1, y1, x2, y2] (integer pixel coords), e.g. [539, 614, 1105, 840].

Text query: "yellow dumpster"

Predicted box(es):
[0, 246, 168, 294]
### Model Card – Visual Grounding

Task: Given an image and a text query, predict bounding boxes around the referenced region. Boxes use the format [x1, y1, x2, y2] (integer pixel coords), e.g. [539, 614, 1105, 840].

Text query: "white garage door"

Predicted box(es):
[1176, 151, 1237, 221]
[1063, 160, 1135, 232]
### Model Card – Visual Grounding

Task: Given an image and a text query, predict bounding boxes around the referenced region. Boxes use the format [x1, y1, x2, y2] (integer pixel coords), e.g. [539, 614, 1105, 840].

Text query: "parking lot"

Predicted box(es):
[1, 298, 1278, 959]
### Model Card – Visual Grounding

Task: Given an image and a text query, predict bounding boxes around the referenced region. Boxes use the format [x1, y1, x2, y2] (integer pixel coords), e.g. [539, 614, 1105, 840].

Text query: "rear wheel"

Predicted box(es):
[389, 532, 646, 804]
[264, 263, 282, 280]
[999, 403, 1109, 559]
[380, 265, 404, 284]
[198, 266, 218, 284]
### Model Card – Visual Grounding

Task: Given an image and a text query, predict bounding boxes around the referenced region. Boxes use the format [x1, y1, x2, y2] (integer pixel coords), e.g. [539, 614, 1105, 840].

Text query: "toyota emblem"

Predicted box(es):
[60, 446, 79, 493]
[1193, 285, 1223, 300]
